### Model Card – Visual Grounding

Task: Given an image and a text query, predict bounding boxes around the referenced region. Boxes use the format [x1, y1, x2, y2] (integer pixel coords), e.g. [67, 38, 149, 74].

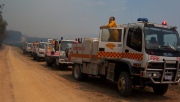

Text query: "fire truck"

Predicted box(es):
[52, 39, 78, 69]
[34, 41, 47, 61]
[23, 42, 33, 55]
[69, 18, 180, 97]
[45, 39, 60, 67]
[45, 38, 77, 69]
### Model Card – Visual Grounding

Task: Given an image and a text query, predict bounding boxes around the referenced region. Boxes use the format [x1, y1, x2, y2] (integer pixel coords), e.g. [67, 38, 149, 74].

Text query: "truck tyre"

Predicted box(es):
[100, 75, 106, 81]
[30, 52, 33, 57]
[52, 62, 59, 70]
[153, 84, 168, 95]
[24, 50, 27, 55]
[23, 50, 25, 54]
[139, 85, 146, 89]
[46, 60, 52, 66]
[72, 64, 88, 81]
[59, 64, 65, 70]
[118, 72, 132, 97]
[32, 53, 34, 58]
[33, 54, 36, 60]
[36, 56, 40, 62]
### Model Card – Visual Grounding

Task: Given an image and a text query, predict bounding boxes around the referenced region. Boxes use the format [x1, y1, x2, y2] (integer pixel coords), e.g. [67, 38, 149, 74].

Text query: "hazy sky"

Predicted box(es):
[1, 0, 180, 39]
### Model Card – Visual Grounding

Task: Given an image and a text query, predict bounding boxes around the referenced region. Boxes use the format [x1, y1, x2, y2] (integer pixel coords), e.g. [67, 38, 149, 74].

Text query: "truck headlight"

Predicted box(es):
[153, 73, 157, 77]
[147, 73, 159, 77]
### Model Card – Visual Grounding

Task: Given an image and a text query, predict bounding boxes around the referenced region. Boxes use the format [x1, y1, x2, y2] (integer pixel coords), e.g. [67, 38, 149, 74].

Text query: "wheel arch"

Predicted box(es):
[114, 60, 134, 82]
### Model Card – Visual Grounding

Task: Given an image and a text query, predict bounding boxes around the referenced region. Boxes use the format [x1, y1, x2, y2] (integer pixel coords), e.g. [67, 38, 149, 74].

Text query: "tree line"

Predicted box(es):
[0, 4, 8, 47]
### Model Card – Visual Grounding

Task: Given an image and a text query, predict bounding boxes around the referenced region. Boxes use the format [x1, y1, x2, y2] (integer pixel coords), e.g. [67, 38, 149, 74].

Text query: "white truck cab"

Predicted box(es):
[53, 39, 78, 69]
[45, 39, 60, 67]
[23, 42, 33, 54]
[34, 41, 47, 61]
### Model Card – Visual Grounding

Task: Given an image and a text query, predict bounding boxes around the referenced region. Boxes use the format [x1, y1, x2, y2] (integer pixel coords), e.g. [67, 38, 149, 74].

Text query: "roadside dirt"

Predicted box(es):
[0, 45, 180, 102]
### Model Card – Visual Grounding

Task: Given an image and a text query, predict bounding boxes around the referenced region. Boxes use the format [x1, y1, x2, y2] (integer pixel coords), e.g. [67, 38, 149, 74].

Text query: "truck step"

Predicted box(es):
[90, 62, 98, 75]
[107, 63, 115, 81]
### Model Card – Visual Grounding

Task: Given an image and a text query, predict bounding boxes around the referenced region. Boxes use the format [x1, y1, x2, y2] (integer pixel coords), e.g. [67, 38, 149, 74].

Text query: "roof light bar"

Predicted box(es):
[137, 18, 148, 22]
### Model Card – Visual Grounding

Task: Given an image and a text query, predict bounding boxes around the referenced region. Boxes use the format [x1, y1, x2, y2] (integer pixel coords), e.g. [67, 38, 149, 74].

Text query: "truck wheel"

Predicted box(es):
[24, 50, 27, 54]
[59, 64, 65, 70]
[30, 53, 33, 57]
[33, 54, 36, 60]
[36, 56, 40, 62]
[153, 84, 168, 95]
[139, 85, 146, 89]
[23, 50, 25, 54]
[118, 72, 132, 97]
[100, 75, 106, 81]
[46, 60, 52, 66]
[72, 64, 88, 81]
[52, 62, 59, 70]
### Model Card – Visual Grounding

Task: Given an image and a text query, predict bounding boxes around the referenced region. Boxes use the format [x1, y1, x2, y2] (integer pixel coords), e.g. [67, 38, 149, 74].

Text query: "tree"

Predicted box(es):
[0, 4, 8, 47]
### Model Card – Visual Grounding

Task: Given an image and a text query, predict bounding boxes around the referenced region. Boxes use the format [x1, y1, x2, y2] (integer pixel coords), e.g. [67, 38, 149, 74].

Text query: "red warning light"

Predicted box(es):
[150, 51, 154, 55]
[162, 21, 167, 25]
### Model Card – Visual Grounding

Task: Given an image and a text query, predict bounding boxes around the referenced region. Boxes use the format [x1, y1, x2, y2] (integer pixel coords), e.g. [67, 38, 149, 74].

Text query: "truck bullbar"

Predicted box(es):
[142, 59, 180, 84]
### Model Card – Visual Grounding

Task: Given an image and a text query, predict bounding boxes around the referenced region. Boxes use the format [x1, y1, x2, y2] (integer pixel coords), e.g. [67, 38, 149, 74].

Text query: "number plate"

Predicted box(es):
[165, 76, 172, 80]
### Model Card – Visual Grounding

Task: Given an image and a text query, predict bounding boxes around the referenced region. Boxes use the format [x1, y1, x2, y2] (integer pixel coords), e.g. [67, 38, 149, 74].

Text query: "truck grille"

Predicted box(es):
[143, 60, 180, 84]
[39, 52, 44, 54]
[147, 63, 179, 71]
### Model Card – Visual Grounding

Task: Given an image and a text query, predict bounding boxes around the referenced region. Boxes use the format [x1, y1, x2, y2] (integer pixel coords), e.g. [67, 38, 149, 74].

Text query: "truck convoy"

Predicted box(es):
[22, 18, 180, 97]
[68, 18, 180, 96]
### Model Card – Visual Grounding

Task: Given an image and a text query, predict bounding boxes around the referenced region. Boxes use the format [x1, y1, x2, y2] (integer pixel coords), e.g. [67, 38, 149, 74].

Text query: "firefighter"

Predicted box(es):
[52, 39, 56, 45]
[51, 39, 58, 52]
[34, 41, 38, 46]
[33, 42, 36, 46]
[100, 16, 119, 42]
[132, 31, 142, 47]
[100, 16, 117, 28]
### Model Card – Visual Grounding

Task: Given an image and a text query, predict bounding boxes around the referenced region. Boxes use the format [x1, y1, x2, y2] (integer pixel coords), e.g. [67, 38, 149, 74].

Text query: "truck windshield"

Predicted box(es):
[61, 41, 74, 51]
[101, 28, 122, 42]
[39, 43, 45, 49]
[144, 27, 180, 51]
[27, 44, 32, 47]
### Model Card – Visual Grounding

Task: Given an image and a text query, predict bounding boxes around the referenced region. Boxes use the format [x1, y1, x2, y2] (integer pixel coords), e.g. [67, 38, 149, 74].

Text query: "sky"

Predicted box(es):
[1, 0, 180, 39]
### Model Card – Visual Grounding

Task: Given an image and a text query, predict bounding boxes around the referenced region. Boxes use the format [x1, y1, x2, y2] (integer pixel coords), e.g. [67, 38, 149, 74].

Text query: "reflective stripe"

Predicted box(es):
[123, 53, 143, 60]
[98, 52, 142, 60]
[98, 52, 123, 58]
[71, 54, 90, 58]
[72, 52, 143, 60]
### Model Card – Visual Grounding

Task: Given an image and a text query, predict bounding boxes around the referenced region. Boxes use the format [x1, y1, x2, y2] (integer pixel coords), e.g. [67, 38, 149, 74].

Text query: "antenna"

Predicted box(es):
[139, 8, 141, 17]
[131, 7, 133, 22]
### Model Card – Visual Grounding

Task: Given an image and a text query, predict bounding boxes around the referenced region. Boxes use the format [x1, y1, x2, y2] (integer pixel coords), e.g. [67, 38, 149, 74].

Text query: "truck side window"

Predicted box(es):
[127, 28, 142, 52]
[101, 29, 122, 42]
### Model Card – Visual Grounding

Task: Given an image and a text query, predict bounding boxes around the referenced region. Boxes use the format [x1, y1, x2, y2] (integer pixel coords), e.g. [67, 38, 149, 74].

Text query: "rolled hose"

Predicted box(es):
[51, 51, 55, 55]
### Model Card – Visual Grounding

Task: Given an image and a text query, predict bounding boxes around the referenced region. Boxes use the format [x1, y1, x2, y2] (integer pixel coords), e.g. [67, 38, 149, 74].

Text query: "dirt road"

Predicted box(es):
[0, 45, 180, 102]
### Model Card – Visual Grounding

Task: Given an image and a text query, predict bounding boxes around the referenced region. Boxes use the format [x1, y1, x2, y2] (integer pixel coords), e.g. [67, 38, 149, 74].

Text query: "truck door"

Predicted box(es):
[123, 27, 143, 61]
[98, 28, 124, 59]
